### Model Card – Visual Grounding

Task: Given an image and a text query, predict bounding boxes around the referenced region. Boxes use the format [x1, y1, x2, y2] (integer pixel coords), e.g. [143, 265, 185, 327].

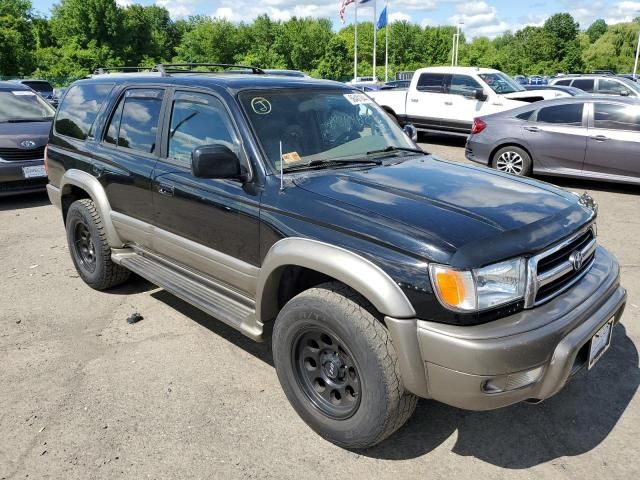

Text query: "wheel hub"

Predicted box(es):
[322, 352, 344, 380]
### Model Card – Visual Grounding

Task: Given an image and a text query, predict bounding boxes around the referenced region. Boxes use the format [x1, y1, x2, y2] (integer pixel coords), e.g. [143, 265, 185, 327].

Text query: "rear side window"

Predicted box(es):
[416, 73, 445, 93]
[555, 79, 571, 86]
[571, 79, 595, 93]
[23, 81, 53, 93]
[536, 104, 584, 126]
[593, 103, 640, 131]
[516, 110, 535, 121]
[103, 89, 163, 154]
[55, 84, 114, 140]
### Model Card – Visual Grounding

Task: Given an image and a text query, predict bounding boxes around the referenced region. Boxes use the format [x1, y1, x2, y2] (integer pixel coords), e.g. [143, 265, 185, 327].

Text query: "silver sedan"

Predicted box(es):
[465, 96, 640, 185]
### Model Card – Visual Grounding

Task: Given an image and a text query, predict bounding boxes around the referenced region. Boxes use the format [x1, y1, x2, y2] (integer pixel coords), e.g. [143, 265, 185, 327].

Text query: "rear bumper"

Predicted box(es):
[464, 137, 491, 166]
[0, 159, 47, 197]
[386, 246, 626, 410]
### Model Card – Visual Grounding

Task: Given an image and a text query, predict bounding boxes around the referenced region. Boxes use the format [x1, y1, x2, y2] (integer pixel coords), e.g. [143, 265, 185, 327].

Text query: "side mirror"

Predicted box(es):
[191, 144, 245, 180]
[475, 88, 488, 101]
[620, 90, 630, 97]
[403, 124, 418, 142]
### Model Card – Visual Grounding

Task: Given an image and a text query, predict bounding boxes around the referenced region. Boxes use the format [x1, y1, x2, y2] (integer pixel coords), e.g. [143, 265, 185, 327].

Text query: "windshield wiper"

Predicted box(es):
[283, 158, 382, 173]
[1, 118, 52, 123]
[365, 146, 424, 156]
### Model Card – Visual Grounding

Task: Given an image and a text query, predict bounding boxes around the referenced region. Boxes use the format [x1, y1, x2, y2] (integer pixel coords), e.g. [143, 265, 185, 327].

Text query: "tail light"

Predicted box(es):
[44, 144, 49, 174]
[471, 118, 487, 135]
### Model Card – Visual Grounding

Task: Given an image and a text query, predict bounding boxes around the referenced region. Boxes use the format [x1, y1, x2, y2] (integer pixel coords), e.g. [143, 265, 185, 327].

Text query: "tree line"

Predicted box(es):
[1, 0, 639, 86]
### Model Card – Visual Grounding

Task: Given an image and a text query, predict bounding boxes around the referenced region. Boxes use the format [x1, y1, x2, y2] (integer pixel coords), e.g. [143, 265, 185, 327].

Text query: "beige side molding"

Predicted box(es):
[257, 237, 416, 322]
[60, 169, 124, 247]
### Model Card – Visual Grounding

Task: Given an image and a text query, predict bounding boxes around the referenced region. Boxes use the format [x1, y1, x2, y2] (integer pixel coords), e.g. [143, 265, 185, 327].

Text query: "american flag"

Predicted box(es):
[339, 0, 355, 24]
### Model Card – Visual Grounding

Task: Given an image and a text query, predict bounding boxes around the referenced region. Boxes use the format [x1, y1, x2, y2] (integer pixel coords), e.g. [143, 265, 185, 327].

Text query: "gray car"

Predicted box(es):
[466, 96, 640, 185]
[550, 75, 640, 97]
[0, 81, 55, 196]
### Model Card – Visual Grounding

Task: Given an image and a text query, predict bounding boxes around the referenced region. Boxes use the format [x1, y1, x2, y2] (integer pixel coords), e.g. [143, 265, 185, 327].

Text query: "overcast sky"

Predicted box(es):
[31, 0, 640, 38]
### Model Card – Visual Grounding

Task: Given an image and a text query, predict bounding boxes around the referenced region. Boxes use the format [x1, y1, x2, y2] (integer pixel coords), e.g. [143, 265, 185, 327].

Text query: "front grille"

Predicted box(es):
[0, 146, 45, 162]
[526, 227, 596, 307]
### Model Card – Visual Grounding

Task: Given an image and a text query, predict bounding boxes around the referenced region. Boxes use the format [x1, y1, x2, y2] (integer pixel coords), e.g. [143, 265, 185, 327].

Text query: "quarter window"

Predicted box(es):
[449, 75, 482, 97]
[103, 89, 163, 154]
[416, 73, 445, 93]
[571, 79, 595, 93]
[554, 79, 571, 86]
[167, 92, 237, 166]
[536, 104, 584, 126]
[593, 103, 640, 132]
[55, 83, 114, 140]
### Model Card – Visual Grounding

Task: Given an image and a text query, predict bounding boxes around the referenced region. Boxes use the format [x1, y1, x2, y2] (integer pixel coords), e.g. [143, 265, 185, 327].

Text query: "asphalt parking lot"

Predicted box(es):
[1, 137, 639, 479]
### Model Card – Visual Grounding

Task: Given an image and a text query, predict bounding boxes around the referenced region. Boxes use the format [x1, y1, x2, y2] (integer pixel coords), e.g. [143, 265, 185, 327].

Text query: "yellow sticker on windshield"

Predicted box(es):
[281, 152, 301, 164]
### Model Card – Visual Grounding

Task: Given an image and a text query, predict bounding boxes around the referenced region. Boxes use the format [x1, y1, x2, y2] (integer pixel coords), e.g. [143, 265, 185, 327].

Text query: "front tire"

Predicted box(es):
[492, 146, 532, 176]
[66, 199, 130, 290]
[272, 282, 417, 449]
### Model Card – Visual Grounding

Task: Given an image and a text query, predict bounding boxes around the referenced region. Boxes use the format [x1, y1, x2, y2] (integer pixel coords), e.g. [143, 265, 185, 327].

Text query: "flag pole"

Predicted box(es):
[373, 0, 377, 81]
[354, 2, 358, 81]
[384, 1, 388, 82]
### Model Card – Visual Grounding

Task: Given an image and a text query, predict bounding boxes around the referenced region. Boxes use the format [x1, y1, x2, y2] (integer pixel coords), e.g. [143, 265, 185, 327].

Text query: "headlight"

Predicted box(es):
[429, 258, 526, 312]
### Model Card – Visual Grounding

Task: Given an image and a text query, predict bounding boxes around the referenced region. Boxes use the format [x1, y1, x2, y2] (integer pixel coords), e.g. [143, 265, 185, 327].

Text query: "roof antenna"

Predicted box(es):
[279, 140, 284, 191]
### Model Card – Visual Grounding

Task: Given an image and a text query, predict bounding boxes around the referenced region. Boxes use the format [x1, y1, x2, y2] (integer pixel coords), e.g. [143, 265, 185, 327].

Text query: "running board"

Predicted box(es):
[111, 250, 263, 341]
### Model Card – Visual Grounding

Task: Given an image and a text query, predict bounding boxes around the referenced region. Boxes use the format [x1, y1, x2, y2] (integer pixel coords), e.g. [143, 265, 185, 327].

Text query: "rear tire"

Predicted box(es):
[66, 199, 130, 290]
[272, 282, 417, 449]
[492, 146, 532, 176]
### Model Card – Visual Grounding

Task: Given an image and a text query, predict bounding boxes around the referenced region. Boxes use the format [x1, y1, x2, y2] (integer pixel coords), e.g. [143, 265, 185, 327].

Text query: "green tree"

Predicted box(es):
[586, 19, 608, 43]
[51, 0, 124, 51]
[0, 0, 36, 76]
[317, 36, 351, 80]
[174, 16, 241, 64]
[584, 22, 640, 72]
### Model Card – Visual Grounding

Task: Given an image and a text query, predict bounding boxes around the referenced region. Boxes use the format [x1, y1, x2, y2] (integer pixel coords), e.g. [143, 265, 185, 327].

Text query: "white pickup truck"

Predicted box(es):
[369, 67, 569, 136]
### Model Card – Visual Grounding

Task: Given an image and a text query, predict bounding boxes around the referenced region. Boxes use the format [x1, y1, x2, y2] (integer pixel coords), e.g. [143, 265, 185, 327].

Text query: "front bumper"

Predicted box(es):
[386, 246, 626, 410]
[0, 159, 47, 197]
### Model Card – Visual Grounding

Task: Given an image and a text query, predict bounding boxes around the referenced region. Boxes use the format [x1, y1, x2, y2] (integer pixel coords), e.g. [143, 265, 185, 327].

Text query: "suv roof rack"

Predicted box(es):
[92, 66, 158, 75]
[154, 63, 265, 75]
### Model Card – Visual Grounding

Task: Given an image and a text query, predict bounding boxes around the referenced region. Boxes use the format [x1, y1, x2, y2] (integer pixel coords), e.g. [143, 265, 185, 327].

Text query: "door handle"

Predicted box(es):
[524, 126, 540, 132]
[444, 101, 453, 106]
[491, 103, 504, 106]
[157, 183, 175, 196]
[590, 135, 608, 142]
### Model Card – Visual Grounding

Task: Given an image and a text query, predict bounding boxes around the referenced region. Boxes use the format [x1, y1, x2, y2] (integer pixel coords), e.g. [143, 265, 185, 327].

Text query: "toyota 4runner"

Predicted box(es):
[46, 64, 626, 449]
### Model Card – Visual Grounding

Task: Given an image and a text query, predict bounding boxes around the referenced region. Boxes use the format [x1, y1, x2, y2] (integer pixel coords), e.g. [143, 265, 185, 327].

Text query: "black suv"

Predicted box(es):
[47, 64, 626, 449]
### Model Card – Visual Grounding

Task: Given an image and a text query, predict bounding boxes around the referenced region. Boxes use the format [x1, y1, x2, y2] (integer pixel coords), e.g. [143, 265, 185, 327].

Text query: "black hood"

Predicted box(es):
[292, 156, 594, 269]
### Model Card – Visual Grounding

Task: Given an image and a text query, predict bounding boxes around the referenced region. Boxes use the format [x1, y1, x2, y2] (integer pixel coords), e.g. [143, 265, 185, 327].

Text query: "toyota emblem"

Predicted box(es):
[20, 140, 37, 148]
[569, 250, 584, 271]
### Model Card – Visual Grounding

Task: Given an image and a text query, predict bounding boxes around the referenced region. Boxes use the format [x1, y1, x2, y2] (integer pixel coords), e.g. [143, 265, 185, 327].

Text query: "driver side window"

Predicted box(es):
[167, 92, 237, 167]
[449, 75, 482, 97]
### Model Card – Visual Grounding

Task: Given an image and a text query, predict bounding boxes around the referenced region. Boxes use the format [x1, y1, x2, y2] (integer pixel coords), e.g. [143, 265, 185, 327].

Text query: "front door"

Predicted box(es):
[405, 72, 449, 131]
[584, 102, 640, 179]
[151, 90, 261, 295]
[521, 102, 588, 172]
[439, 74, 492, 133]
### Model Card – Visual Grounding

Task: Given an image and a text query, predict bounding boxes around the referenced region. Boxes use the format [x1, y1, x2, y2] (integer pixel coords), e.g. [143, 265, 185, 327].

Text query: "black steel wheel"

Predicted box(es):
[72, 221, 97, 273]
[273, 282, 417, 449]
[66, 199, 130, 290]
[293, 328, 361, 420]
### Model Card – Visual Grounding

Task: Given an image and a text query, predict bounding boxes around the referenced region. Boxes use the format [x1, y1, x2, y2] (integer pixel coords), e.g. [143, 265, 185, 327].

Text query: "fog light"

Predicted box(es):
[482, 366, 544, 394]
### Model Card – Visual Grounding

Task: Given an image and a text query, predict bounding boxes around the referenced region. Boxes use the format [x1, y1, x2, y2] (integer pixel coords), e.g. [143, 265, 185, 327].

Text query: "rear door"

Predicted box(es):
[569, 78, 595, 94]
[405, 72, 448, 130]
[521, 102, 588, 172]
[584, 102, 640, 179]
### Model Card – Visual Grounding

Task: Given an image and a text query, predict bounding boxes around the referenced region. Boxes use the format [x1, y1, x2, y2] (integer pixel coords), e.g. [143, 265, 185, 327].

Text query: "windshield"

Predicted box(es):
[239, 89, 417, 171]
[0, 90, 55, 122]
[479, 72, 525, 94]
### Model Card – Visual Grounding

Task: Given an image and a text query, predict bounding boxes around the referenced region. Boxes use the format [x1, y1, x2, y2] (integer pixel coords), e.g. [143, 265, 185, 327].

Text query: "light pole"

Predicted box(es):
[451, 22, 464, 66]
[634, 24, 640, 81]
[455, 22, 463, 66]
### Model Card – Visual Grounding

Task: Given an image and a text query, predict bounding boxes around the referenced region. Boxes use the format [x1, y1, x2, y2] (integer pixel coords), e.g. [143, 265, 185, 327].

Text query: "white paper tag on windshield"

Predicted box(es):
[344, 93, 372, 105]
[11, 90, 35, 96]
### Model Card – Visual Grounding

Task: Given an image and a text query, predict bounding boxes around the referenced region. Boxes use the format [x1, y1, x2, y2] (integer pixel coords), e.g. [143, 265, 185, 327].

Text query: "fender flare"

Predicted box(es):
[59, 169, 124, 247]
[256, 237, 416, 323]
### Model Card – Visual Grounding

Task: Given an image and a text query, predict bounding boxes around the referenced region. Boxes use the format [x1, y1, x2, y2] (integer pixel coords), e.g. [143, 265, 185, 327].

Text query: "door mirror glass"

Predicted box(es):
[620, 90, 630, 97]
[475, 89, 488, 101]
[403, 124, 418, 142]
[191, 144, 245, 180]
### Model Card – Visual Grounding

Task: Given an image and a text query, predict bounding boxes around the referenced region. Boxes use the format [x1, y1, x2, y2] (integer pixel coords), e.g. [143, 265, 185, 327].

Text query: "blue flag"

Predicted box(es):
[377, 6, 387, 30]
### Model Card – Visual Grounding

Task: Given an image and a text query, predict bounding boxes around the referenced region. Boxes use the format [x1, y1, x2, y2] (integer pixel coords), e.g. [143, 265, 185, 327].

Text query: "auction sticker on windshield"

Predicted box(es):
[251, 97, 271, 115]
[344, 93, 372, 105]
